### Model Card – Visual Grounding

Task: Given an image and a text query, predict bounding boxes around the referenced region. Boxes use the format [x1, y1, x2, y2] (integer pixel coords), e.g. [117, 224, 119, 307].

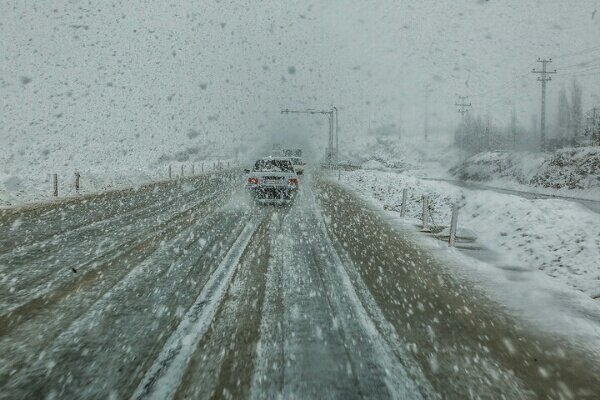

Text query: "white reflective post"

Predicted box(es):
[421, 195, 430, 232]
[400, 188, 407, 217]
[53, 174, 58, 197]
[75, 172, 80, 194]
[449, 204, 459, 247]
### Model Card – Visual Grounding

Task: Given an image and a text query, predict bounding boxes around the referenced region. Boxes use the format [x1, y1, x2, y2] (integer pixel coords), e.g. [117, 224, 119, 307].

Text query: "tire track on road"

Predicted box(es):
[0, 197, 251, 398]
[0, 177, 211, 254]
[0, 174, 232, 255]
[0, 187, 225, 331]
[0, 177, 228, 303]
[0, 196, 232, 394]
[249, 182, 428, 399]
[250, 210, 286, 400]
[132, 210, 268, 400]
[317, 179, 600, 399]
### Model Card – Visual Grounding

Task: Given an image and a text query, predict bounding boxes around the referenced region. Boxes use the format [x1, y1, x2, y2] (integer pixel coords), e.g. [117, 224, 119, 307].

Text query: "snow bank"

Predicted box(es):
[345, 134, 458, 176]
[531, 147, 600, 190]
[450, 147, 600, 199]
[361, 160, 387, 170]
[340, 169, 600, 298]
[449, 151, 545, 184]
[0, 167, 158, 207]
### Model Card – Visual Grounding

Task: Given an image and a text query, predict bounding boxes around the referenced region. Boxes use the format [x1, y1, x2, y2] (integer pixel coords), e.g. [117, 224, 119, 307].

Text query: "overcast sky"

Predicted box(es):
[2, 0, 599, 166]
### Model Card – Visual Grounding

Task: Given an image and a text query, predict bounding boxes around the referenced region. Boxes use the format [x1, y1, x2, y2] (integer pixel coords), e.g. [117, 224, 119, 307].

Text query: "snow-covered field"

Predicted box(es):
[0, 166, 158, 207]
[340, 168, 600, 299]
[0, 160, 237, 208]
[0, 161, 232, 208]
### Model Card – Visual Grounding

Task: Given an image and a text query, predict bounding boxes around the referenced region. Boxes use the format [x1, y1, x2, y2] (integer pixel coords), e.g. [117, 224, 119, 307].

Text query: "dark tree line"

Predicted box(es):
[454, 78, 598, 154]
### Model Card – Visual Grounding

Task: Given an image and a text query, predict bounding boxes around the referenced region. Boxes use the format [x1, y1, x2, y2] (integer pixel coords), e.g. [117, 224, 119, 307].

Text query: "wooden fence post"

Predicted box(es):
[449, 204, 459, 247]
[53, 174, 58, 197]
[75, 172, 80, 194]
[421, 195, 430, 232]
[400, 188, 407, 217]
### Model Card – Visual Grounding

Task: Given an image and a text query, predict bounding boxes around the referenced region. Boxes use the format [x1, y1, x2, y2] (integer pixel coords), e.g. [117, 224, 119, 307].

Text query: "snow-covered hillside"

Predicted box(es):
[532, 147, 600, 190]
[449, 147, 600, 198]
[345, 132, 459, 176]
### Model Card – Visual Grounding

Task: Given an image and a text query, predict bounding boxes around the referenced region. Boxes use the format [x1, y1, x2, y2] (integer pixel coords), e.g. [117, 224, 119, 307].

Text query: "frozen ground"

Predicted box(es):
[338, 168, 600, 299]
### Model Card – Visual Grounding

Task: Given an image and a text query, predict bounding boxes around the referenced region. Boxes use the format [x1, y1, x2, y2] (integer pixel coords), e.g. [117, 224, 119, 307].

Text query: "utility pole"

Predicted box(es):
[485, 115, 491, 151]
[532, 58, 556, 151]
[281, 107, 338, 165]
[424, 88, 430, 141]
[594, 107, 599, 144]
[328, 111, 334, 160]
[511, 102, 517, 150]
[594, 107, 600, 145]
[455, 96, 471, 117]
[455, 96, 472, 155]
[333, 106, 339, 164]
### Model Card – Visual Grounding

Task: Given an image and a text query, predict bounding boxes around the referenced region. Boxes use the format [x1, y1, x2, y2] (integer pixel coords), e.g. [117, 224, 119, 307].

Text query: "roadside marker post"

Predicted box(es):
[400, 188, 407, 217]
[421, 195, 431, 232]
[53, 174, 58, 197]
[448, 204, 459, 247]
[191, 164, 195, 175]
[75, 172, 81, 194]
[169, 165, 172, 179]
[181, 165, 184, 177]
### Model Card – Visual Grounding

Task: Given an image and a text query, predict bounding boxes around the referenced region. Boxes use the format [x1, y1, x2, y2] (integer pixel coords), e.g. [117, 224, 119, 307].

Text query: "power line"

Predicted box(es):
[549, 44, 600, 60]
[556, 65, 600, 78]
[560, 56, 600, 70]
[562, 71, 600, 78]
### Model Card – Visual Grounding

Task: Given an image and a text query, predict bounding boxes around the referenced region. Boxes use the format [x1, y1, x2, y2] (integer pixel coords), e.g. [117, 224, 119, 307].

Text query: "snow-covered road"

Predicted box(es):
[0, 171, 599, 399]
[422, 177, 600, 214]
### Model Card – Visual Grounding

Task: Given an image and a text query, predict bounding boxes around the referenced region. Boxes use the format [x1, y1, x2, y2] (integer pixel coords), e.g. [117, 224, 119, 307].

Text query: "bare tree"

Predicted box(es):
[570, 78, 583, 139]
[557, 85, 570, 139]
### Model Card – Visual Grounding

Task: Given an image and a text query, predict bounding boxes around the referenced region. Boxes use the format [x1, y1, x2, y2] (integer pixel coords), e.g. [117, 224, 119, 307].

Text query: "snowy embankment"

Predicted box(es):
[0, 160, 235, 208]
[449, 147, 600, 200]
[340, 168, 600, 299]
[0, 160, 233, 208]
[0, 167, 159, 207]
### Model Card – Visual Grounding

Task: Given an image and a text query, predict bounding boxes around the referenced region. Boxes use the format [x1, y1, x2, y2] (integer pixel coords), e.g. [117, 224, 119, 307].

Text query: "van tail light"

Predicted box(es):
[288, 178, 298, 185]
[248, 177, 259, 184]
